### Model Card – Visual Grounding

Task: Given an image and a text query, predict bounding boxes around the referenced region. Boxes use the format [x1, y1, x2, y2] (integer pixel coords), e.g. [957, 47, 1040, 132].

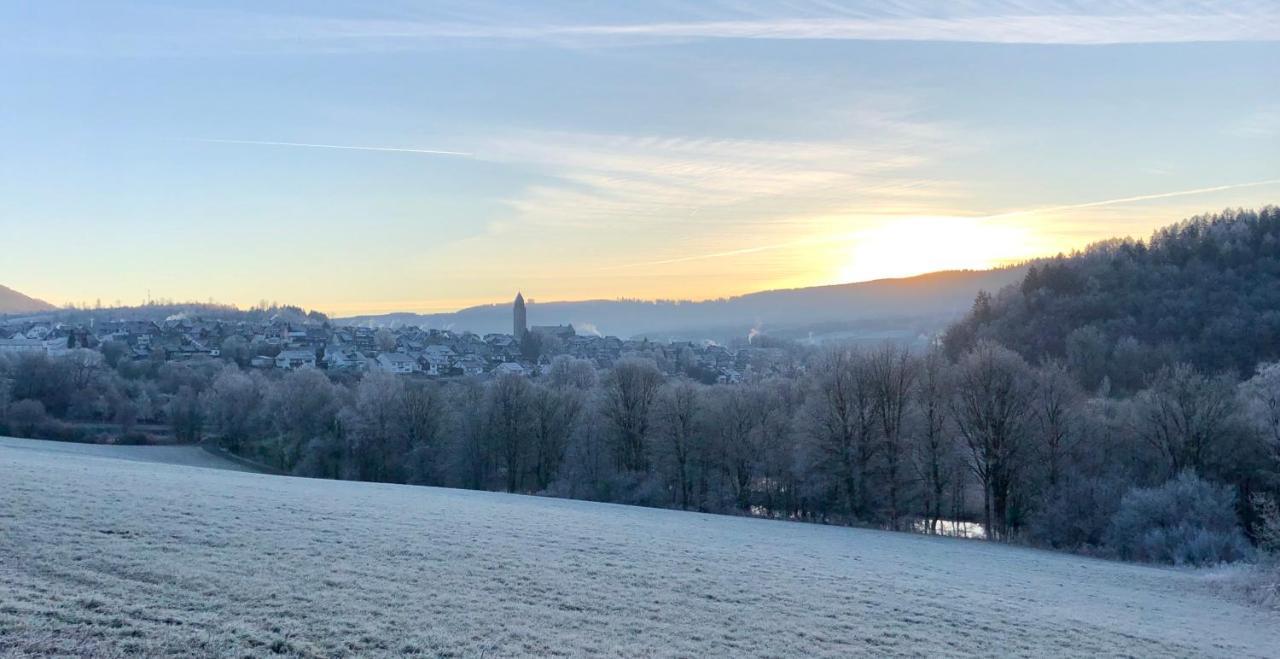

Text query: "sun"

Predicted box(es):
[838, 216, 1035, 283]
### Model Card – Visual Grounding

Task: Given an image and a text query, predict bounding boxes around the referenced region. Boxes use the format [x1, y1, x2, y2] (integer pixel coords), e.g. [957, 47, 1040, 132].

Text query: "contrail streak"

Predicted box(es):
[608, 178, 1280, 270]
[186, 138, 474, 157]
[988, 178, 1280, 219]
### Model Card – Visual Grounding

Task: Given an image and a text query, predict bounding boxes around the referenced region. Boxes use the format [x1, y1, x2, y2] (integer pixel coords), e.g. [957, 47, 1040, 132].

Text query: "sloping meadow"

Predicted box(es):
[2, 438, 1277, 657]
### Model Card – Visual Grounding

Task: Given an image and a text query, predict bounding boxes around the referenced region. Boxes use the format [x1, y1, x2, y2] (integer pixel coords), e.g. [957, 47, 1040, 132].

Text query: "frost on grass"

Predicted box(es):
[0, 436, 258, 473]
[2, 438, 1278, 658]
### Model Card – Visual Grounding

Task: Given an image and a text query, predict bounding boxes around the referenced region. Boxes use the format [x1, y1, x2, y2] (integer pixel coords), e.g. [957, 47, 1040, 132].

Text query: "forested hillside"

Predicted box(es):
[945, 207, 1280, 393]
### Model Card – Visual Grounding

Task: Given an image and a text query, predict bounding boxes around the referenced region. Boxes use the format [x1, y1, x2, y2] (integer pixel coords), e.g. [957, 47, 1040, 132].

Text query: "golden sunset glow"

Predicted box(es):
[2, 2, 1276, 315]
[838, 216, 1040, 283]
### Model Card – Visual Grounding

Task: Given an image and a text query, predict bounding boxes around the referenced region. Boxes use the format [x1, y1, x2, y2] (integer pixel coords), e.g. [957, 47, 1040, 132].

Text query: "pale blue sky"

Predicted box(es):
[1, 1, 1277, 313]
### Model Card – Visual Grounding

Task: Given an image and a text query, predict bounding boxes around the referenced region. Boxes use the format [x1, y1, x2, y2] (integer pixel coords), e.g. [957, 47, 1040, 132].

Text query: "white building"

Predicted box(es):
[275, 349, 317, 370]
[323, 345, 364, 371]
[492, 362, 529, 377]
[421, 345, 456, 374]
[376, 352, 419, 375]
[454, 354, 487, 376]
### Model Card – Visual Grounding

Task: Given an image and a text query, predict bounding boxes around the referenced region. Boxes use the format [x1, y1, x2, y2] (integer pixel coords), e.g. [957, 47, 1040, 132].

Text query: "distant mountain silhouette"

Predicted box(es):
[0, 285, 55, 314]
[338, 267, 1028, 340]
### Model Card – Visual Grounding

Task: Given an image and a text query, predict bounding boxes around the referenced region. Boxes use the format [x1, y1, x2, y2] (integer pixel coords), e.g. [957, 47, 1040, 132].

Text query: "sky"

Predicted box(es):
[1, 1, 1277, 315]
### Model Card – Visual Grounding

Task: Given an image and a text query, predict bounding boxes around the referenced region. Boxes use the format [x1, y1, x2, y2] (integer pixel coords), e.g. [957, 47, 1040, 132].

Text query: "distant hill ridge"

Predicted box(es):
[338, 267, 1028, 339]
[0, 285, 55, 314]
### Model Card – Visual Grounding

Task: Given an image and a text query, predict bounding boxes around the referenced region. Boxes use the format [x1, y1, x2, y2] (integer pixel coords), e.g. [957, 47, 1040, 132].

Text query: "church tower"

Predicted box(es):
[513, 292, 527, 340]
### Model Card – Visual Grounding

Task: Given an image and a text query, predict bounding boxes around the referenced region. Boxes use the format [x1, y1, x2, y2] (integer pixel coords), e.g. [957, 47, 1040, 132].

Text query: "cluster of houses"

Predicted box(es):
[0, 313, 794, 384]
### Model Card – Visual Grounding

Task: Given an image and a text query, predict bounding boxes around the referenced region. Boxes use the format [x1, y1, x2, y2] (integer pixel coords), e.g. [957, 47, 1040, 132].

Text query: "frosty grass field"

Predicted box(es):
[2, 436, 1278, 658]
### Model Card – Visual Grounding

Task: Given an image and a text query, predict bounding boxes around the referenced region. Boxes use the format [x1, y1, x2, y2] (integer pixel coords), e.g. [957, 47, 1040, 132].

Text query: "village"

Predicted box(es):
[0, 295, 802, 385]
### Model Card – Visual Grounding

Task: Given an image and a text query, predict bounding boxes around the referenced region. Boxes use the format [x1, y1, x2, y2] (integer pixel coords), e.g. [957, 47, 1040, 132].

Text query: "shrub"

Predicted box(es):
[1027, 477, 1125, 551]
[7, 399, 47, 437]
[1252, 493, 1280, 554]
[1104, 471, 1253, 566]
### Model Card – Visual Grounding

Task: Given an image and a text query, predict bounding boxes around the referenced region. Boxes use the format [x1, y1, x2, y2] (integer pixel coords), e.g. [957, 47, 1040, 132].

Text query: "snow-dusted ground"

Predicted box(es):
[2, 438, 1277, 657]
[0, 435, 258, 473]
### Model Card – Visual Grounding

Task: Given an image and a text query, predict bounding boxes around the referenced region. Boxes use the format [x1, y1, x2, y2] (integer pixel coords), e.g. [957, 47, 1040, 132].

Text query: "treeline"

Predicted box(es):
[13, 300, 329, 326]
[6, 208, 1280, 566]
[5, 342, 1278, 565]
[946, 206, 1280, 393]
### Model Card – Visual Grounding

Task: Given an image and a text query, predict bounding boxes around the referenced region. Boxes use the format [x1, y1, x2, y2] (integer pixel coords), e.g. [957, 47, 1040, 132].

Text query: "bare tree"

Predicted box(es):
[868, 344, 918, 530]
[270, 369, 341, 470]
[548, 355, 598, 391]
[219, 335, 251, 367]
[755, 378, 804, 519]
[804, 348, 878, 521]
[601, 358, 663, 473]
[374, 328, 397, 353]
[651, 379, 702, 509]
[529, 384, 579, 491]
[349, 371, 408, 482]
[0, 367, 12, 426]
[486, 373, 534, 492]
[553, 398, 613, 501]
[703, 385, 760, 512]
[1240, 361, 1280, 467]
[402, 381, 447, 485]
[167, 385, 204, 443]
[1135, 364, 1237, 477]
[952, 342, 1034, 540]
[203, 365, 265, 452]
[448, 379, 490, 490]
[1030, 359, 1081, 489]
[912, 349, 957, 534]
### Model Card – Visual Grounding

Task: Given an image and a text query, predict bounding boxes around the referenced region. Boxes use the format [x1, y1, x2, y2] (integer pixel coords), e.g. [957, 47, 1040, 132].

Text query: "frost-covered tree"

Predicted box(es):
[270, 368, 341, 471]
[374, 328, 397, 353]
[486, 373, 534, 492]
[1134, 364, 1237, 477]
[601, 358, 662, 473]
[203, 366, 265, 452]
[547, 355, 598, 391]
[651, 378, 702, 509]
[1030, 360, 1081, 490]
[868, 345, 918, 530]
[912, 349, 960, 534]
[402, 382, 447, 485]
[802, 348, 877, 521]
[952, 342, 1034, 540]
[1241, 361, 1280, 468]
[167, 385, 204, 443]
[528, 383, 578, 492]
[347, 371, 408, 482]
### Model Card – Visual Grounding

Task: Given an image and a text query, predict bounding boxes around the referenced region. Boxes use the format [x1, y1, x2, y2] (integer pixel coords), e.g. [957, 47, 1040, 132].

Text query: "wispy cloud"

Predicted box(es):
[187, 130, 945, 234]
[8, 2, 1277, 57]
[186, 138, 474, 158]
[474, 121, 961, 233]
[511, 14, 1280, 46]
[256, 2, 1280, 48]
[610, 178, 1280, 269]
